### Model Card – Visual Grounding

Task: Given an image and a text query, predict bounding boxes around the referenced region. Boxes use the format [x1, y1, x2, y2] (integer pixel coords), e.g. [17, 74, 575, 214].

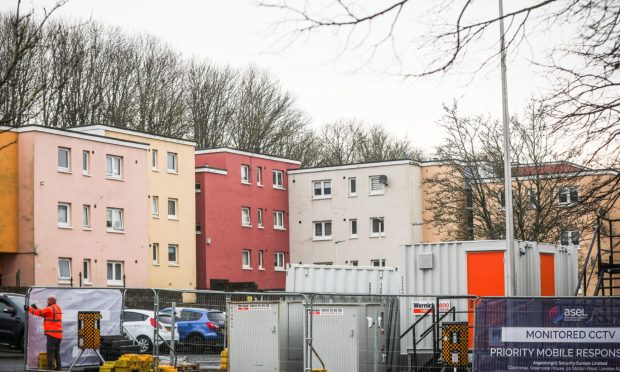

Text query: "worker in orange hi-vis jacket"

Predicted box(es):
[26, 295, 63, 371]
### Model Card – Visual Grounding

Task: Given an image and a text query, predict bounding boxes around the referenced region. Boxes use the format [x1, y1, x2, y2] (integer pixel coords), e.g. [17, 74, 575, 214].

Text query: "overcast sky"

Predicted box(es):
[5, 0, 554, 153]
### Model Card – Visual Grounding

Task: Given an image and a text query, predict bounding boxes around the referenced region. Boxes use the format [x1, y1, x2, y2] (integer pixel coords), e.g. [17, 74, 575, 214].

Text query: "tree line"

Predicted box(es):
[0, 8, 420, 166]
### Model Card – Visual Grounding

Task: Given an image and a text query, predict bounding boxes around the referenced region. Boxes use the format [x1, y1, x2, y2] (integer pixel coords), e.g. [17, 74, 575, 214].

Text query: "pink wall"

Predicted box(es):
[195, 151, 300, 289]
[4, 129, 149, 287]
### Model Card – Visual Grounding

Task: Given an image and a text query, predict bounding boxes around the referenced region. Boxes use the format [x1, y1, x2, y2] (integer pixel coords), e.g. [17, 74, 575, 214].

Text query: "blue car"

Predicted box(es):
[158, 307, 225, 351]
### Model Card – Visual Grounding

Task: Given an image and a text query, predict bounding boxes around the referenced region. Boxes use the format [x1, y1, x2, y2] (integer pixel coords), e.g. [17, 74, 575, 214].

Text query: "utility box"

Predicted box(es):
[227, 301, 303, 372]
[309, 303, 387, 372]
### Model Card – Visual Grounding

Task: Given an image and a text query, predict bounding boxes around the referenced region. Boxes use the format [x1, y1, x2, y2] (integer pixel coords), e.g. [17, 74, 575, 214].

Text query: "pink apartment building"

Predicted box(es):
[1, 126, 149, 287]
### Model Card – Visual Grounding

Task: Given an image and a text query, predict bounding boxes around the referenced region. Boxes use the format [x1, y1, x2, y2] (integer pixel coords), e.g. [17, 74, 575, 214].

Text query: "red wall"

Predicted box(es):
[195, 151, 299, 290]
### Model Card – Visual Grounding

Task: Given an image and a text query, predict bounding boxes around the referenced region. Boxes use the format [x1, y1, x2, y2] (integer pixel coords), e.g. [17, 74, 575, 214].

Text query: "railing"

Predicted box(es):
[574, 223, 599, 296]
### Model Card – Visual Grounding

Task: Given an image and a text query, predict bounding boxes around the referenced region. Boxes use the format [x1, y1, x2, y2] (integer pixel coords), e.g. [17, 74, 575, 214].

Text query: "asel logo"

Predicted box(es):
[564, 308, 586, 317]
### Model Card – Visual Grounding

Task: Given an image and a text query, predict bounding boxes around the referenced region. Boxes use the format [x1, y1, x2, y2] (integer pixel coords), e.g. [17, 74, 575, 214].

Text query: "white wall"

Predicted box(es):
[288, 161, 423, 266]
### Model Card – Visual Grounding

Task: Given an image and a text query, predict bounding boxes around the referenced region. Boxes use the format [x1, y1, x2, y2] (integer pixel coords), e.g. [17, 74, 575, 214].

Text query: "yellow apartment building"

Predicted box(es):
[0, 130, 19, 284]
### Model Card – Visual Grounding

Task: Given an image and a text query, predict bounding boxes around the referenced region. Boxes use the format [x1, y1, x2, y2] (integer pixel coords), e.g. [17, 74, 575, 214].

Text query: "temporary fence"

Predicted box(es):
[22, 288, 619, 372]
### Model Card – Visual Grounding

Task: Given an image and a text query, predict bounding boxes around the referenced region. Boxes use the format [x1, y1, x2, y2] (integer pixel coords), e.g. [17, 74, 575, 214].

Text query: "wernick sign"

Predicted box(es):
[474, 298, 620, 371]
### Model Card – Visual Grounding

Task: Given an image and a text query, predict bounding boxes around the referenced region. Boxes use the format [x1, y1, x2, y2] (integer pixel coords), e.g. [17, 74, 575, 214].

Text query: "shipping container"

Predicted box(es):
[286, 264, 401, 295]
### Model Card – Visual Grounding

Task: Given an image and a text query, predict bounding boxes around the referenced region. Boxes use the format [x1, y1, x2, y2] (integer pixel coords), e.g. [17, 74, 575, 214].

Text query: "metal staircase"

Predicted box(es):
[575, 217, 620, 296]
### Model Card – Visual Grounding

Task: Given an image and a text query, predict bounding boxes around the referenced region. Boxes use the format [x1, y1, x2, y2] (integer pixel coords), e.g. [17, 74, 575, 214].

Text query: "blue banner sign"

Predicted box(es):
[474, 297, 620, 371]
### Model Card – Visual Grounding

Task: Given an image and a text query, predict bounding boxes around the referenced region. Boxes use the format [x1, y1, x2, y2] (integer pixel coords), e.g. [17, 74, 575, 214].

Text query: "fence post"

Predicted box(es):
[78, 272, 82, 287]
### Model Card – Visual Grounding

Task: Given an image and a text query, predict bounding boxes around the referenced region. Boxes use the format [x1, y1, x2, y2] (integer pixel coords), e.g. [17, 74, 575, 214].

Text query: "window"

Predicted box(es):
[106, 208, 124, 231]
[152, 196, 159, 216]
[273, 170, 284, 189]
[82, 151, 90, 175]
[371, 259, 386, 267]
[369, 175, 385, 195]
[82, 205, 91, 228]
[240, 164, 250, 184]
[275, 252, 285, 271]
[560, 230, 580, 246]
[559, 186, 579, 205]
[258, 250, 264, 270]
[313, 180, 332, 198]
[195, 183, 201, 193]
[83, 259, 91, 283]
[273, 211, 285, 230]
[106, 155, 123, 178]
[58, 147, 70, 172]
[151, 149, 158, 170]
[350, 261, 359, 266]
[168, 198, 178, 219]
[498, 191, 506, 209]
[152, 243, 159, 265]
[167, 152, 178, 173]
[528, 188, 538, 208]
[196, 224, 201, 234]
[348, 177, 357, 196]
[58, 258, 71, 280]
[257, 209, 264, 228]
[123, 311, 148, 323]
[370, 217, 385, 237]
[241, 207, 251, 226]
[313, 221, 332, 240]
[168, 244, 178, 265]
[257, 167, 263, 186]
[107, 261, 123, 284]
[350, 219, 358, 238]
[242, 250, 251, 269]
[58, 202, 71, 228]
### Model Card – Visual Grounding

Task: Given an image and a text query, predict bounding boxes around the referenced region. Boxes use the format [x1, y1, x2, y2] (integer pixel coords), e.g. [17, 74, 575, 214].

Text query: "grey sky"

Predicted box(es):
[8, 0, 553, 153]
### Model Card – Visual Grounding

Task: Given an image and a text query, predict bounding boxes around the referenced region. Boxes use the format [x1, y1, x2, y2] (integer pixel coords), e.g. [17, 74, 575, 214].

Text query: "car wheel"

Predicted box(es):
[187, 334, 205, 353]
[136, 336, 153, 353]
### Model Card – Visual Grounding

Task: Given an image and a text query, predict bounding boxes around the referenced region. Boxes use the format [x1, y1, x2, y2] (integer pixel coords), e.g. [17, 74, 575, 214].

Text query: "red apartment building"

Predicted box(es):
[195, 148, 300, 290]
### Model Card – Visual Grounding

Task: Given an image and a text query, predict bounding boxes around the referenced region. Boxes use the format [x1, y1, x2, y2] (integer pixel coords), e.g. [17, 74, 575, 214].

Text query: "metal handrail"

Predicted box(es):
[574, 224, 599, 296]
[418, 307, 456, 341]
[399, 308, 433, 339]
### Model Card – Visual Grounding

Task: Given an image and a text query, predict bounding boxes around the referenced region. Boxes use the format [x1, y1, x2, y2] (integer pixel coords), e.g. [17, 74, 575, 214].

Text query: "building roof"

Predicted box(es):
[195, 166, 228, 175]
[7, 125, 150, 150]
[288, 159, 418, 174]
[195, 147, 302, 165]
[69, 125, 196, 146]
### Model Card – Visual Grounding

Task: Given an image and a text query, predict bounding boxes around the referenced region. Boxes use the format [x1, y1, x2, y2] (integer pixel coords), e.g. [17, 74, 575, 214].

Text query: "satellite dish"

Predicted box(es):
[379, 175, 388, 186]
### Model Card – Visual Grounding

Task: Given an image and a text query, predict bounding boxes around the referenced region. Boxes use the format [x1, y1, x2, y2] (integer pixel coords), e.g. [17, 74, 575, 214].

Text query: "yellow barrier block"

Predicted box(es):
[220, 348, 228, 357]
[312, 369, 327, 372]
[38, 353, 48, 370]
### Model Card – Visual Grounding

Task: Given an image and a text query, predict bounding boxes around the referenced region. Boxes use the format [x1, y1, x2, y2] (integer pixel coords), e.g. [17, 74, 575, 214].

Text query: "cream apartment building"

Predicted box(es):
[73, 126, 196, 288]
[288, 160, 424, 267]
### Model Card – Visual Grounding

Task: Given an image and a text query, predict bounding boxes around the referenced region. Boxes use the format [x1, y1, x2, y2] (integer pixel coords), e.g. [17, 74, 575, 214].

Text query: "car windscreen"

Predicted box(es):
[7, 295, 25, 309]
[208, 312, 225, 322]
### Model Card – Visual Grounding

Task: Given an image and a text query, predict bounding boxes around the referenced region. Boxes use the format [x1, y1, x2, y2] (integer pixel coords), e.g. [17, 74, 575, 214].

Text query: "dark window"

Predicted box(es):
[208, 312, 225, 322]
[123, 311, 146, 322]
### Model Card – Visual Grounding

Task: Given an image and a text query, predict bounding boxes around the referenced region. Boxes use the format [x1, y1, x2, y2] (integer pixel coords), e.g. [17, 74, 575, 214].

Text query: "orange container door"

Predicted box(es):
[466, 251, 505, 348]
[540, 253, 555, 296]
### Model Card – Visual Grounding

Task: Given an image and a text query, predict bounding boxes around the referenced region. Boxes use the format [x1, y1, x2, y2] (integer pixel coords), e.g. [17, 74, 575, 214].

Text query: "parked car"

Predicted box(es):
[122, 309, 176, 353]
[0, 293, 25, 350]
[158, 307, 225, 352]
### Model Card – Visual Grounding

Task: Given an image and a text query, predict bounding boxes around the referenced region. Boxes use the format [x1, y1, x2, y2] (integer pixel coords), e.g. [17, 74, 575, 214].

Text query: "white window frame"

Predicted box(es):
[350, 260, 359, 266]
[168, 244, 179, 265]
[83, 259, 91, 284]
[313, 221, 332, 241]
[312, 180, 332, 199]
[106, 155, 123, 179]
[349, 219, 358, 238]
[242, 250, 251, 269]
[370, 217, 385, 237]
[152, 243, 160, 265]
[257, 209, 264, 228]
[273, 211, 285, 230]
[152, 196, 159, 217]
[274, 252, 285, 271]
[167, 152, 178, 173]
[558, 186, 579, 206]
[241, 164, 250, 184]
[241, 207, 251, 227]
[258, 250, 264, 270]
[58, 258, 72, 281]
[195, 183, 201, 193]
[152, 149, 158, 170]
[371, 259, 386, 267]
[257, 166, 263, 186]
[58, 202, 71, 228]
[168, 198, 178, 219]
[560, 230, 580, 247]
[107, 261, 123, 285]
[57, 147, 71, 172]
[348, 177, 357, 197]
[106, 208, 124, 232]
[82, 150, 90, 176]
[272, 170, 284, 189]
[369, 175, 385, 195]
[82, 205, 91, 229]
